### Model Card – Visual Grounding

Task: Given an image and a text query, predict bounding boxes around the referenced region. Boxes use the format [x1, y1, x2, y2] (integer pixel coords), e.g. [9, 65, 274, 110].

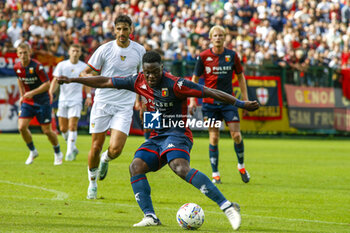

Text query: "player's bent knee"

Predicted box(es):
[129, 158, 148, 176]
[169, 159, 191, 179]
[108, 146, 123, 158]
[231, 132, 241, 142]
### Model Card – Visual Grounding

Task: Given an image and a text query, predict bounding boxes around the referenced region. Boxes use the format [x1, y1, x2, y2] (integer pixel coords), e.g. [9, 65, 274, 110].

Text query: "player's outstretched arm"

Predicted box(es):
[57, 76, 114, 88]
[203, 87, 259, 111]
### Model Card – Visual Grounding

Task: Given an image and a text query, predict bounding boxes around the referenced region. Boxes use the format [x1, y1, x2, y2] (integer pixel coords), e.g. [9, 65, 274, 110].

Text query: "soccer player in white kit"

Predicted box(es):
[50, 44, 92, 161]
[79, 15, 146, 199]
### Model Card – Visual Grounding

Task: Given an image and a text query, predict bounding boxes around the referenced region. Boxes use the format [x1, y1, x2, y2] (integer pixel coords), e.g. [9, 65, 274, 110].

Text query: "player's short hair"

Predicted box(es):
[17, 42, 31, 51]
[143, 51, 161, 64]
[70, 44, 82, 50]
[114, 15, 132, 27]
[209, 25, 226, 39]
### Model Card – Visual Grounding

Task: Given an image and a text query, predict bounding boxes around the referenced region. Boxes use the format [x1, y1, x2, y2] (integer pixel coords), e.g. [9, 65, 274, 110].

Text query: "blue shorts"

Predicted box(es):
[19, 103, 52, 124]
[202, 103, 240, 123]
[134, 135, 192, 171]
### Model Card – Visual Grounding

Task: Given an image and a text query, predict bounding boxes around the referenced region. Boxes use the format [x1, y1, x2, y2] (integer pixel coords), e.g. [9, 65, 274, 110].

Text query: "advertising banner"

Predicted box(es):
[284, 84, 335, 108]
[0, 77, 20, 131]
[334, 108, 350, 131]
[0, 52, 18, 76]
[288, 107, 334, 129]
[243, 76, 283, 120]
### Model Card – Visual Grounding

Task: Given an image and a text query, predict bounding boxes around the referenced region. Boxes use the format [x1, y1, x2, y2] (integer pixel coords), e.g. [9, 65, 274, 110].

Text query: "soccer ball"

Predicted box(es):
[176, 203, 205, 230]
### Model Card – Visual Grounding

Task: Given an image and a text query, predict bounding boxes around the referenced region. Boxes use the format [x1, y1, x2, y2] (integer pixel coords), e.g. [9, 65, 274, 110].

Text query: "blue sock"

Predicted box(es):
[234, 140, 244, 164]
[209, 144, 219, 172]
[27, 142, 35, 151]
[53, 145, 60, 153]
[131, 174, 155, 215]
[185, 168, 226, 206]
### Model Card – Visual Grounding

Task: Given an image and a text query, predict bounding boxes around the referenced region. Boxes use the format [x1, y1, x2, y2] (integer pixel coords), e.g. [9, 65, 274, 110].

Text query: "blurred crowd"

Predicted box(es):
[1, 0, 350, 80]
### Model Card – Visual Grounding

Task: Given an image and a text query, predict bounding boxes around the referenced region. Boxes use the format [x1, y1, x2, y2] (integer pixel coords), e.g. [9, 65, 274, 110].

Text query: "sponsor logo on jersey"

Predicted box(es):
[206, 57, 213, 61]
[29, 67, 34, 74]
[205, 66, 211, 74]
[256, 87, 269, 105]
[120, 55, 126, 61]
[225, 55, 231, 62]
[161, 88, 168, 97]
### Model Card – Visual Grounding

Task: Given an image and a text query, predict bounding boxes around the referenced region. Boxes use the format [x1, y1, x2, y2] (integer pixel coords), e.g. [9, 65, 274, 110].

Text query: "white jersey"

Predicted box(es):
[53, 60, 87, 106]
[88, 40, 145, 105]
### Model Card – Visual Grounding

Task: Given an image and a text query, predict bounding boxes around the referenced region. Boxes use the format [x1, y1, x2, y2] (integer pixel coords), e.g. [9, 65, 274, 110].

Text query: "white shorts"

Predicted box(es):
[57, 103, 82, 119]
[89, 102, 133, 135]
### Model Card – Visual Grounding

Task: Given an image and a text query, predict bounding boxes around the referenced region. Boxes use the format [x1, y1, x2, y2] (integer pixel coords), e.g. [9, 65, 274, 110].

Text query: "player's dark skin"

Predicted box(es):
[57, 61, 259, 179]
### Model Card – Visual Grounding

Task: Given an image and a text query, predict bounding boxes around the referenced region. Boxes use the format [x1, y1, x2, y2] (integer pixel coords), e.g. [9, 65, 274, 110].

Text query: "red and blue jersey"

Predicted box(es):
[14, 59, 50, 106]
[111, 72, 204, 142]
[193, 48, 243, 104]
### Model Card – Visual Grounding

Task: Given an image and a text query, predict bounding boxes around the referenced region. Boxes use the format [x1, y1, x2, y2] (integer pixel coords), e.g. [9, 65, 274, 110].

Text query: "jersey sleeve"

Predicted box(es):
[111, 74, 138, 92]
[233, 53, 243, 74]
[174, 78, 204, 98]
[193, 56, 204, 77]
[52, 62, 62, 77]
[137, 47, 146, 73]
[87, 45, 104, 72]
[36, 63, 49, 83]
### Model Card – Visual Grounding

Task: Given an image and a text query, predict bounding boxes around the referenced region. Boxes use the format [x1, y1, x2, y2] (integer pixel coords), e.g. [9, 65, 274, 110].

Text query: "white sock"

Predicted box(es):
[88, 167, 98, 188]
[238, 163, 245, 170]
[101, 150, 112, 163]
[220, 200, 232, 211]
[67, 131, 77, 155]
[212, 172, 220, 177]
[61, 132, 68, 141]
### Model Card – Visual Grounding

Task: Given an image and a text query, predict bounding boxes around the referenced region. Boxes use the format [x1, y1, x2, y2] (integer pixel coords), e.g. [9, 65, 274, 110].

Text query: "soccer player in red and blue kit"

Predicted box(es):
[57, 51, 259, 230]
[189, 25, 250, 184]
[14, 43, 63, 165]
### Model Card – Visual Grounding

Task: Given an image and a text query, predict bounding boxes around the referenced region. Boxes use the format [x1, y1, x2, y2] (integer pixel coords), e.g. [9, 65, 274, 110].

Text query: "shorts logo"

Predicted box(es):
[166, 143, 175, 148]
[120, 55, 126, 61]
[161, 88, 168, 97]
[143, 110, 161, 129]
[225, 55, 231, 62]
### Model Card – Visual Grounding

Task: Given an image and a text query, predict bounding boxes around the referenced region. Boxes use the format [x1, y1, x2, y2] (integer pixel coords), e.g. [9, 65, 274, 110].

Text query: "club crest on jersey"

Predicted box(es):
[120, 55, 126, 61]
[29, 67, 34, 74]
[225, 55, 231, 62]
[206, 57, 213, 61]
[91, 122, 95, 128]
[16, 69, 21, 73]
[256, 87, 269, 105]
[161, 88, 168, 97]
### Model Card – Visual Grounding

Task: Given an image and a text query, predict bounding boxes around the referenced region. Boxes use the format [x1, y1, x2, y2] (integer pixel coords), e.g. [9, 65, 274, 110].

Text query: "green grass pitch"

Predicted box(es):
[0, 133, 349, 232]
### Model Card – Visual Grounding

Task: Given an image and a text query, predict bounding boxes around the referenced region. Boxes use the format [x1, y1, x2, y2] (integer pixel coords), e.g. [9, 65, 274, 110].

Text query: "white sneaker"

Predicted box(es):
[87, 186, 97, 199]
[25, 150, 38, 165]
[54, 152, 63, 165]
[133, 215, 161, 227]
[224, 203, 241, 230]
